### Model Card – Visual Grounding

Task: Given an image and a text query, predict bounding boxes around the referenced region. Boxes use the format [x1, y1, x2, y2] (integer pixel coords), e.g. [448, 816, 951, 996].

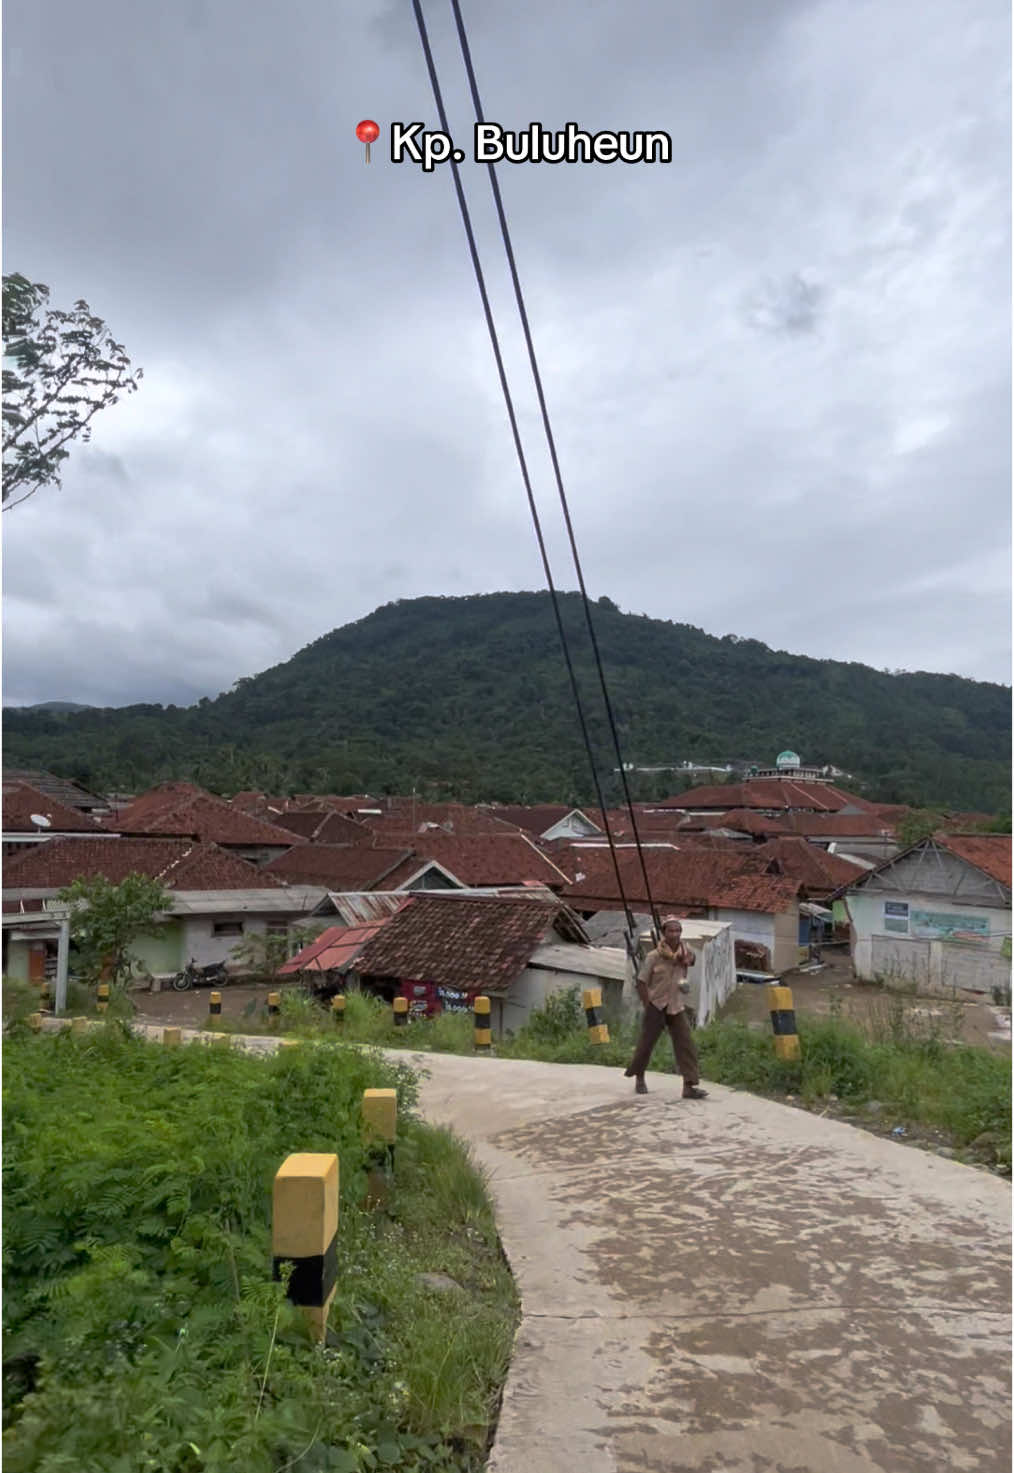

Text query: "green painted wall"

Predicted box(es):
[832, 900, 848, 927]
[6, 940, 30, 982]
[128, 921, 184, 976]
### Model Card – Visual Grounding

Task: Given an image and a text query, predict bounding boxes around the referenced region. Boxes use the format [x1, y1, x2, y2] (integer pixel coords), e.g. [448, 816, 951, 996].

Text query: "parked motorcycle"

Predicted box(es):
[171, 959, 229, 992]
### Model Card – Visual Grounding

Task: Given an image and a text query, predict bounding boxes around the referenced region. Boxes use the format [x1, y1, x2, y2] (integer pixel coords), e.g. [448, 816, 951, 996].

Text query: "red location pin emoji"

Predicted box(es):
[355, 119, 380, 164]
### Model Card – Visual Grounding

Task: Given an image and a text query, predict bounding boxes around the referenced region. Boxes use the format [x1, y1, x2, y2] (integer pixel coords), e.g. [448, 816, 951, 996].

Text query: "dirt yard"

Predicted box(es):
[131, 978, 303, 1029]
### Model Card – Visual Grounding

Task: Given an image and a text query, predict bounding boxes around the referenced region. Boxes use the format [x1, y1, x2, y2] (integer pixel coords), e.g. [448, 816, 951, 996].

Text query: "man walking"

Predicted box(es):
[624, 916, 708, 1098]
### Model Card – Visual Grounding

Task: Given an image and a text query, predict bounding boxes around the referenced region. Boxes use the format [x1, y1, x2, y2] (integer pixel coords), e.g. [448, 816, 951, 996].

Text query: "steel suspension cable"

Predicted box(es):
[447, 0, 662, 937]
[410, 0, 638, 938]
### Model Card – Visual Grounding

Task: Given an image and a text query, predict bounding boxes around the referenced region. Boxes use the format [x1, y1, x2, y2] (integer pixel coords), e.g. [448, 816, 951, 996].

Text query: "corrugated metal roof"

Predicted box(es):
[315, 891, 411, 924]
[528, 943, 629, 982]
[278, 918, 397, 974]
[169, 887, 325, 914]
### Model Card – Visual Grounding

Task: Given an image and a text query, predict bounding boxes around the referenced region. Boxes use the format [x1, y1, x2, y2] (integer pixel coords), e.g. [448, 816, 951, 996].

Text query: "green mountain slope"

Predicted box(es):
[4, 591, 1010, 811]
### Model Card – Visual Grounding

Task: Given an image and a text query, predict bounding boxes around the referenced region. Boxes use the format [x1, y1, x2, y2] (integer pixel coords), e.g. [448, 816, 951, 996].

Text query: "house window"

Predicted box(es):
[212, 921, 244, 937]
[265, 922, 288, 937]
[883, 901, 909, 934]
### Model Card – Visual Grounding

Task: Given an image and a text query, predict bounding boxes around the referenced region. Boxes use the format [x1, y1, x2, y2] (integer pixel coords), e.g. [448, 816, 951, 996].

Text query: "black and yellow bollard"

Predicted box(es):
[582, 987, 610, 1044]
[209, 990, 222, 1017]
[473, 994, 492, 1051]
[362, 1088, 397, 1207]
[39, 985, 51, 1010]
[331, 994, 346, 1025]
[267, 992, 281, 1023]
[392, 995, 409, 1028]
[96, 983, 110, 1014]
[163, 1026, 182, 1047]
[767, 984, 801, 1062]
[272, 1153, 339, 1341]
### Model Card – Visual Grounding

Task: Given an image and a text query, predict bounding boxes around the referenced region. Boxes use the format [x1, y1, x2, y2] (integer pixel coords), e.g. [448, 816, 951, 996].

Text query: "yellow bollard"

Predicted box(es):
[768, 985, 801, 1062]
[209, 990, 222, 1017]
[71, 1017, 89, 1036]
[582, 987, 610, 1045]
[163, 1027, 183, 1047]
[272, 1153, 339, 1341]
[28, 1012, 43, 1031]
[331, 994, 346, 1024]
[473, 994, 492, 1051]
[208, 1032, 231, 1047]
[392, 995, 409, 1028]
[96, 983, 110, 1014]
[362, 1088, 397, 1206]
[267, 992, 281, 1021]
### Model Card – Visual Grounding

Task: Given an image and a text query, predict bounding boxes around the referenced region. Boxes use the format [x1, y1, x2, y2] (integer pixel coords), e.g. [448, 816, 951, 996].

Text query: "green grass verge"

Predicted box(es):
[2, 1021, 518, 1473]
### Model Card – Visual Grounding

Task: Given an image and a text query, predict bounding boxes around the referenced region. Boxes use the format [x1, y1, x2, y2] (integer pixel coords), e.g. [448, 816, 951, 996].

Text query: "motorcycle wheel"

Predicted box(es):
[172, 971, 193, 992]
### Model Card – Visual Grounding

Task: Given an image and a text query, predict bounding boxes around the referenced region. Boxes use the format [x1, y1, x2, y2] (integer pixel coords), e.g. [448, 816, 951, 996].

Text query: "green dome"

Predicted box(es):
[776, 750, 800, 767]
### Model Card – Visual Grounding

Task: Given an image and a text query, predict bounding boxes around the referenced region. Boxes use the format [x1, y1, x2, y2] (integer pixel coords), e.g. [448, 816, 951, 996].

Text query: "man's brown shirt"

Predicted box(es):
[638, 943, 695, 1015]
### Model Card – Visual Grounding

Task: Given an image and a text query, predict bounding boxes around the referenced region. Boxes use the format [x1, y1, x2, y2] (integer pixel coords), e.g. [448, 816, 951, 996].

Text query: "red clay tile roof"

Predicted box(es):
[261, 845, 415, 890]
[759, 837, 867, 892]
[936, 834, 1012, 888]
[3, 769, 107, 811]
[361, 804, 518, 839]
[655, 780, 878, 813]
[780, 812, 896, 838]
[2, 837, 286, 891]
[266, 809, 332, 839]
[352, 892, 586, 993]
[561, 847, 788, 912]
[711, 874, 804, 913]
[112, 782, 209, 824]
[478, 804, 601, 837]
[716, 809, 791, 836]
[278, 916, 403, 975]
[385, 834, 572, 888]
[113, 788, 305, 847]
[313, 812, 374, 844]
[3, 781, 111, 834]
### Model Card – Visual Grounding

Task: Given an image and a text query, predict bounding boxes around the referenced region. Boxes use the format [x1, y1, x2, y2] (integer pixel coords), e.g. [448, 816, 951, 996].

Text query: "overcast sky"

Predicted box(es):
[3, 0, 1010, 708]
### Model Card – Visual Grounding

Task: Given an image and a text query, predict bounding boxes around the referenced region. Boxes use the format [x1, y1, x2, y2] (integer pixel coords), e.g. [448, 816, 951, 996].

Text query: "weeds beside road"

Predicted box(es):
[2, 1016, 518, 1473]
[130, 983, 1011, 1175]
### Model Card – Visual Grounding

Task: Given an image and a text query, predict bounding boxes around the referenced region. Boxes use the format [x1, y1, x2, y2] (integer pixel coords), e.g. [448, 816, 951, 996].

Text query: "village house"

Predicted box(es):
[3, 768, 112, 817]
[2, 778, 116, 859]
[2, 836, 324, 983]
[343, 890, 624, 1035]
[560, 846, 806, 974]
[835, 833, 1012, 996]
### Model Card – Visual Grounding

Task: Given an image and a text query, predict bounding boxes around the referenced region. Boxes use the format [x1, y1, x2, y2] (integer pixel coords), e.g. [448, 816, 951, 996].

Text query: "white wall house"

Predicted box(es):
[840, 835, 1011, 996]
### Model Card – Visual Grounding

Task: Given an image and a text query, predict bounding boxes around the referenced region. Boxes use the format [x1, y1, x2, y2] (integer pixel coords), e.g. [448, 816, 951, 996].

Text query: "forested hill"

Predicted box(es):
[4, 592, 1010, 812]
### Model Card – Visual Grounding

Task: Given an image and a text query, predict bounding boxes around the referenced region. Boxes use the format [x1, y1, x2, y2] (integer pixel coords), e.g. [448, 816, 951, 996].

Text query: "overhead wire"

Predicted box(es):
[445, 0, 662, 939]
[409, 0, 640, 941]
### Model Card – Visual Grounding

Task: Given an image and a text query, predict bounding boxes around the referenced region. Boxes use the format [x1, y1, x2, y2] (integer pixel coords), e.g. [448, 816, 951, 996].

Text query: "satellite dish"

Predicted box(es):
[30, 813, 52, 829]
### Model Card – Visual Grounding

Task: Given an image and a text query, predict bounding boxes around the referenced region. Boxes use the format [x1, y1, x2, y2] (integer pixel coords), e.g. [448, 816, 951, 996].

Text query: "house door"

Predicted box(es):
[27, 943, 47, 983]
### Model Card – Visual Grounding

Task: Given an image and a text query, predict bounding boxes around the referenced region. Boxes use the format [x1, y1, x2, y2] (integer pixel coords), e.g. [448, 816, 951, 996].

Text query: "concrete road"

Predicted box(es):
[52, 1021, 1011, 1470]
[402, 1052, 1011, 1473]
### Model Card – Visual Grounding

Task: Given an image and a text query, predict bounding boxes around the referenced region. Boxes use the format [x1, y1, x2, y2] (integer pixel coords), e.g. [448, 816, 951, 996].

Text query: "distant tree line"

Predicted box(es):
[4, 592, 1010, 816]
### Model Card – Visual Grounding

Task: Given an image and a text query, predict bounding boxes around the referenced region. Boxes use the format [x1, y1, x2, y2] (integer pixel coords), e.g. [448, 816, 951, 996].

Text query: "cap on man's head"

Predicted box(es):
[661, 915, 683, 928]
